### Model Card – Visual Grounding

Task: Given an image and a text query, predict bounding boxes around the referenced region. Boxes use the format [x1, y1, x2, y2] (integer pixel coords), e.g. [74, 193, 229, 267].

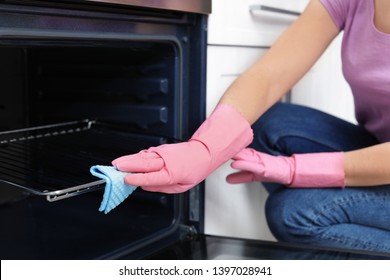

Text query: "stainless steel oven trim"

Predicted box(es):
[84, 0, 211, 14]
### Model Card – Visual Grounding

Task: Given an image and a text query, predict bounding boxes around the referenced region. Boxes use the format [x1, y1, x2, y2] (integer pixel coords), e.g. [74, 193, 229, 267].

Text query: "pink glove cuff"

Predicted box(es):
[190, 104, 254, 169]
[289, 152, 345, 188]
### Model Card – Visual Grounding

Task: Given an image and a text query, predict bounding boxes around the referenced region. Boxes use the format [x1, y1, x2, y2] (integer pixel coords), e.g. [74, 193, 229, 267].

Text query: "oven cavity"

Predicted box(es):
[0, 41, 181, 201]
[0, 1, 207, 260]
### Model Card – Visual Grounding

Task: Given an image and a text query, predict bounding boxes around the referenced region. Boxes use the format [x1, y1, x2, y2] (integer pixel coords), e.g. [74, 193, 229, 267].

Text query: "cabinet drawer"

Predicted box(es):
[206, 45, 268, 115]
[208, 0, 307, 47]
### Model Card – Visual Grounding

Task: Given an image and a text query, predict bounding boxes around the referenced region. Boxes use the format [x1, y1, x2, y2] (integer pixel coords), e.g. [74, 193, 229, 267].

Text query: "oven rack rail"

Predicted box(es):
[0, 177, 105, 202]
[0, 119, 160, 202]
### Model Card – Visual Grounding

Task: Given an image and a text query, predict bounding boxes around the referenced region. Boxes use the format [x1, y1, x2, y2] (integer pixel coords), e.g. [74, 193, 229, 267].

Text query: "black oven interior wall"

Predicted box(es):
[1, 43, 178, 130]
[0, 3, 207, 259]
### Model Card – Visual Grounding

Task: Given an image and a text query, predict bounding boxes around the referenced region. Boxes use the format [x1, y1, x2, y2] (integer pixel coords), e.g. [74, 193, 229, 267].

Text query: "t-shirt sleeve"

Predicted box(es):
[319, 0, 349, 30]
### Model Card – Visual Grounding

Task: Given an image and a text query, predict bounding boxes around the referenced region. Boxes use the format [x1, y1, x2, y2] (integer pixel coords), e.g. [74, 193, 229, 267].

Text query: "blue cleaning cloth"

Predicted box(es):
[90, 165, 137, 214]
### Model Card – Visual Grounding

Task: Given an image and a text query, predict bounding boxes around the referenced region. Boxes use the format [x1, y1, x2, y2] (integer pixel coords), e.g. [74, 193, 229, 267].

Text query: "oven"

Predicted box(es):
[1, 0, 390, 261]
[0, 0, 209, 259]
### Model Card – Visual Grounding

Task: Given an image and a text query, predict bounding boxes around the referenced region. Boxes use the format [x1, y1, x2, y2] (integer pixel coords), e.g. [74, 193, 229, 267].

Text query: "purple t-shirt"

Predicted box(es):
[320, 0, 390, 142]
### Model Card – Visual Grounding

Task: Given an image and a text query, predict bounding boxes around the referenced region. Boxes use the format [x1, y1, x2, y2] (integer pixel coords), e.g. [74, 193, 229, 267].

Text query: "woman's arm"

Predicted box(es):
[345, 143, 390, 186]
[223, 0, 390, 188]
[219, 0, 340, 124]
[227, 143, 390, 189]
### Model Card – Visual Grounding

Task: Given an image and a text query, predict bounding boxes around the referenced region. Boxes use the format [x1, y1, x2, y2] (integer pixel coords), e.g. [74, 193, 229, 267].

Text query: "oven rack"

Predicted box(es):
[0, 119, 163, 202]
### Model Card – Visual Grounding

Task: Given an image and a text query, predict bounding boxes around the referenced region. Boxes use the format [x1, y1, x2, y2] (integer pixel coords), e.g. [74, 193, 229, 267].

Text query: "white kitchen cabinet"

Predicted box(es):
[205, 46, 276, 241]
[208, 0, 308, 47]
[206, 46, 268, 115]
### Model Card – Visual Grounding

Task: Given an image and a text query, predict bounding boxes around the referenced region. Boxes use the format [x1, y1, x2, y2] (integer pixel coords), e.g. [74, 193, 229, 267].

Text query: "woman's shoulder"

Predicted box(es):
[319, 0, 369, 29]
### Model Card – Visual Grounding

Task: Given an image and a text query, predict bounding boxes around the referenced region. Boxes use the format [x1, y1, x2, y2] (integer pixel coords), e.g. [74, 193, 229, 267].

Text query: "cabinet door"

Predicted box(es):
[205, 45, 275, 241]
[208, 0, 308, 47]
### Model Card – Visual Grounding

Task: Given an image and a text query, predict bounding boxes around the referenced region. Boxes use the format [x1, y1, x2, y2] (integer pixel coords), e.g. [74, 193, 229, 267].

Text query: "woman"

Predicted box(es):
[112, 0, 390, 254]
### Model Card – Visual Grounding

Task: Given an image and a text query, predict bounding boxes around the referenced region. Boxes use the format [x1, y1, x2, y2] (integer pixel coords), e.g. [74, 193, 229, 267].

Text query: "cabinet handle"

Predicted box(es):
[249, 5, 301, 16]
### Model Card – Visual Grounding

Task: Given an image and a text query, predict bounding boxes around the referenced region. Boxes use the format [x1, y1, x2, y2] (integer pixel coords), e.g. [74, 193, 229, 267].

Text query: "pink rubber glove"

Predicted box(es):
[112, 104, 253, 193]
[226, 148, 345, 188]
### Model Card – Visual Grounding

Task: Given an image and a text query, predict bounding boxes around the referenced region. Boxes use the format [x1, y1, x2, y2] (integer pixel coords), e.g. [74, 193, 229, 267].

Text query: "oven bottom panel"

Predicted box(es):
[145, 234, 390, 260]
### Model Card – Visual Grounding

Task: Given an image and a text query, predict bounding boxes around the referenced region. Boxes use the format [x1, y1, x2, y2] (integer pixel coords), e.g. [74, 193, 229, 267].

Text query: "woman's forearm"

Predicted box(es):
[345, 142, 390, 187]
[219, 65, 279, 125]
[218, 0, 340, 125]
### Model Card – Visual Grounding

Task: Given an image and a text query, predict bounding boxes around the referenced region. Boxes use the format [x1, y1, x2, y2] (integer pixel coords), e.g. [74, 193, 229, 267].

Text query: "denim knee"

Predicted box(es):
[265, 189, 324, 244]
[249, 102, 328, 156]
[265, 187, 390, 253]
[250, 103, 291, 156]
[250, 102, 379, 156]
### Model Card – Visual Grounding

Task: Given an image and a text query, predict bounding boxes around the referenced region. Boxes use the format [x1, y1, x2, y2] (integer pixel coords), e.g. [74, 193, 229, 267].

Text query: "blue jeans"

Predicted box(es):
[250, 102, 390, 254]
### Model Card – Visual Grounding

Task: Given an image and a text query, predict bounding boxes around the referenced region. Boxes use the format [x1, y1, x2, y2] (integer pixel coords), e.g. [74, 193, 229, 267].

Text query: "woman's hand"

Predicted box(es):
[112, 104, 253, 193]
[227, 148, 345, 188]
[226, 148, 295, 185]
[113, 140, 215, 193]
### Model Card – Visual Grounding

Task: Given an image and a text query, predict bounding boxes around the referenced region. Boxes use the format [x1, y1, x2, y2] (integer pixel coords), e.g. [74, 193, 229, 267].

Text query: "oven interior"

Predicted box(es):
[0, 42, 180, 196]
[0, 7, 205, 258]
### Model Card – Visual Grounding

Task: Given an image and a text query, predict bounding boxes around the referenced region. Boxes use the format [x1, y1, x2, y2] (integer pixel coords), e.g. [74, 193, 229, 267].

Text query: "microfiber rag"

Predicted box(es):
[90, 165, 137, 214]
